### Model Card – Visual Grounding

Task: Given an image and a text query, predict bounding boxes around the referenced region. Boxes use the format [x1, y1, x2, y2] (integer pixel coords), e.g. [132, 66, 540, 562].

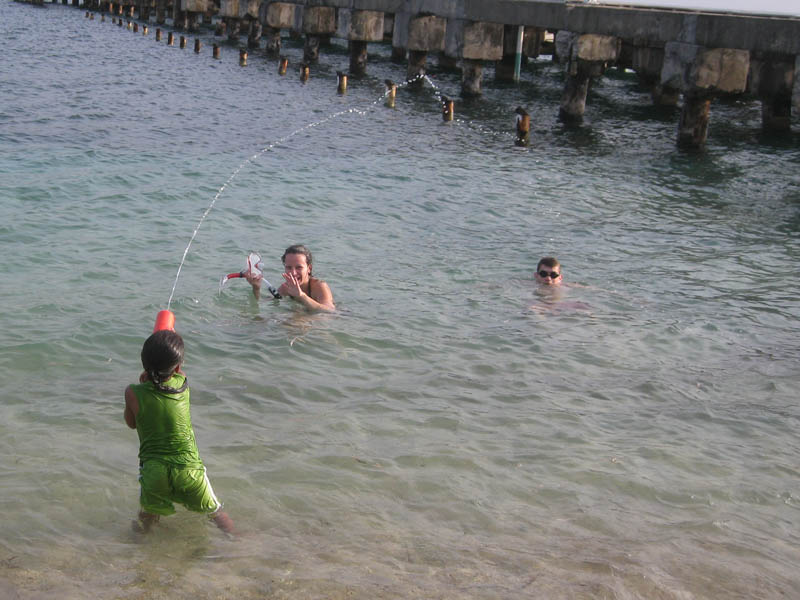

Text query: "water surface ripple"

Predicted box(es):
[1, 3, 799, 599]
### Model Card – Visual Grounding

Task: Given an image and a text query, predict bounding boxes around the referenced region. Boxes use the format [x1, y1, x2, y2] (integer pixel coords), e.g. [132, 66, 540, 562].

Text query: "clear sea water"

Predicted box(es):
[1, 3, 799, 598]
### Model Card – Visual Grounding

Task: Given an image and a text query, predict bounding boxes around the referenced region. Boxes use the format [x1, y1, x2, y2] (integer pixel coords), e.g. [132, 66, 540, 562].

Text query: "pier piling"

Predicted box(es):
[442, 96, 454, 121]
[515, 107, 530, 146]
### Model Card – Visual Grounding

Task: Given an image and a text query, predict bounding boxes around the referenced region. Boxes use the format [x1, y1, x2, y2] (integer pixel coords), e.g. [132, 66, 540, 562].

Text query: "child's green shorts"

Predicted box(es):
[138, 460, 222, 516]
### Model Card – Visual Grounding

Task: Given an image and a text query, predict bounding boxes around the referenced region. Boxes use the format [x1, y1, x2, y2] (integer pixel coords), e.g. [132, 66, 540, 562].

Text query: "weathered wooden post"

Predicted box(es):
[213, 43, 220, 59]
[194, 38, 201, 53]
[142, 25, 148, 35]
[180, 35, 187, 49]
[337, 71, 347, 94]
[239, 48, 248, 66]
[385, 79, 397, 107]
[133, 22, 138, 33]
[515, 107, 530, 146]
[300, 63, 310, 82]
[442, 96, 454, 121]
[278, 56, 288, 75]
[167, 31, 174, 45]
[156, 28, 162, 41]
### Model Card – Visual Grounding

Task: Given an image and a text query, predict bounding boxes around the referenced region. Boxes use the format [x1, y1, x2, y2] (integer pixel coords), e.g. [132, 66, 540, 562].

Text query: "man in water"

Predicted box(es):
[534, 257, 563, 286]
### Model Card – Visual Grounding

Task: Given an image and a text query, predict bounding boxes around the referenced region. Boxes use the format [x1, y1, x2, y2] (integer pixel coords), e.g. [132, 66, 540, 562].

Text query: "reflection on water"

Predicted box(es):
[2, 2, 800, 599]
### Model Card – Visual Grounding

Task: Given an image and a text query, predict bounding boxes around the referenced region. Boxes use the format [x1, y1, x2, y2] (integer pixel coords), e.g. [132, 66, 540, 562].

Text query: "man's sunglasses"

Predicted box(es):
[538, 270, 561, 279]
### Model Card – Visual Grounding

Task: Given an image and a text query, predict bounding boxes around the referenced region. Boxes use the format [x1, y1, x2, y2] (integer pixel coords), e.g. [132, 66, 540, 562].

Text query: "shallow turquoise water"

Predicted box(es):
[1, 3, 800, 598]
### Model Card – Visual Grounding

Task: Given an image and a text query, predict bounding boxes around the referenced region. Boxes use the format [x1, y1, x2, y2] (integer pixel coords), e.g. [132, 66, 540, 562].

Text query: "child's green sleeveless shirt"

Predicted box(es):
[130, 374, 203, 468]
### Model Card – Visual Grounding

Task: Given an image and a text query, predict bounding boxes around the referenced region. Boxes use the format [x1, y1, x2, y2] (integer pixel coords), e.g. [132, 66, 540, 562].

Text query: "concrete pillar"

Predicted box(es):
[408, 50, 427, 88]
[462, 60, 484, 97]
[248, 20, 262, 49]
[630, 45, 679, 106]
[264, 27, 281, 55]
[678, 93, 711, 149]
[445, 21, 503, 96]
[749, 54, 794, 132]
[303, 7, 336, 34]
[227, 18, 241, 43]
[496, 26, 544, 82]
[793, 56, 800, 117]
[302, 6, 335, 62]
[338, 9, 383, 75]
[384, 14, 394, 41]
[175, 11, 189, 31]
[155, 0, 166, 24]
[304, 35, 321, 63]
[349, 40, 368, 75]
[438, 53, 458, 71]
[558, 33, 621, 122]
[662, 43, 750, 147]
[559, 64, 593, 123]
[406, 15, 446, 88]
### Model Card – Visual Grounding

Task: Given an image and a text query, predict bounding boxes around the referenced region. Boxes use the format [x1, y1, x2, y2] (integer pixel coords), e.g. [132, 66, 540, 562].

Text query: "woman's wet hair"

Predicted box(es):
[282, 244, 313, 274]
[141, 330, 188, 394]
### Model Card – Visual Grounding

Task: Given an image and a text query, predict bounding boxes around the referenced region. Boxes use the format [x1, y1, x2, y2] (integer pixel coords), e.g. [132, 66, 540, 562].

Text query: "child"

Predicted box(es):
[124, 329, 234, 534]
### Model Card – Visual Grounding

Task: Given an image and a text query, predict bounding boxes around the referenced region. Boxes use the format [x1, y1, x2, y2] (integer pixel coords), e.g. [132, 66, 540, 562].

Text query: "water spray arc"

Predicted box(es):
[164, 73, 429, 317]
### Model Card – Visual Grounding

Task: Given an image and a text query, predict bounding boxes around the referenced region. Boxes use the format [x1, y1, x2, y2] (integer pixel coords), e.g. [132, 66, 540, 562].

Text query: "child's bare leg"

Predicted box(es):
[211, 511, 235, 534]
[132, 511, 160, 533]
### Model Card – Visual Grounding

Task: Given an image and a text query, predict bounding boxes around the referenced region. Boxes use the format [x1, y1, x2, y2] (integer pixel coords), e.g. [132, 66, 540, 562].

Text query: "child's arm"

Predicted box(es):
[124, 385, 139, 429]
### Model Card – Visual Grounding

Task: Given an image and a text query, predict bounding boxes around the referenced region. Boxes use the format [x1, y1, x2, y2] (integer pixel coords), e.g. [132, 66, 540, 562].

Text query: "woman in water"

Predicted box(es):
[247, 244, 335, 312]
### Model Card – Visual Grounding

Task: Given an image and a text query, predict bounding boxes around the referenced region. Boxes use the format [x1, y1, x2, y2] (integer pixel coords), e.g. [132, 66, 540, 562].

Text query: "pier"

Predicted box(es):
[20, 0, 800, 148]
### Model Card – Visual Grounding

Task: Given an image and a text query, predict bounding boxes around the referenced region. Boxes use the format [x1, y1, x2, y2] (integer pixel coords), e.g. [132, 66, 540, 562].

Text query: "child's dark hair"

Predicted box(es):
[141, 330, 188, 394]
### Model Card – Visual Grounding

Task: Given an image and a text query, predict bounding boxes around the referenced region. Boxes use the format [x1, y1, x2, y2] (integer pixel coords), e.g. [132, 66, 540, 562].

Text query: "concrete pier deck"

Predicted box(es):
[37, 0, 800, 146]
